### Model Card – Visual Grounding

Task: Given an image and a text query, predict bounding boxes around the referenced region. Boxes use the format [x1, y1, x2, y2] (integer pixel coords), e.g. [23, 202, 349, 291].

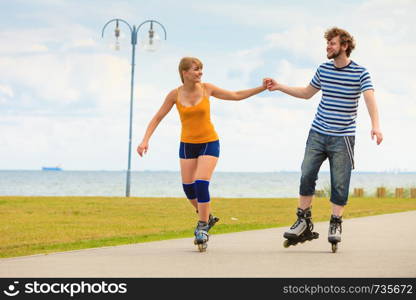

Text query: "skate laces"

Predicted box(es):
[196, 229, 208, 237]
[290, 217, 304, 230]
[330, 219, 342, 235]
[291, 208, 310, 230]
[196, 221, 209, 232]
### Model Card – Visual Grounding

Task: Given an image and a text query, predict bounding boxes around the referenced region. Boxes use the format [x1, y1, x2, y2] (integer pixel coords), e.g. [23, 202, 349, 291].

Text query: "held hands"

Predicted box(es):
[371, 128, 383, 145]
[263, 78, 279, 91]
[137, 141, 149, 157]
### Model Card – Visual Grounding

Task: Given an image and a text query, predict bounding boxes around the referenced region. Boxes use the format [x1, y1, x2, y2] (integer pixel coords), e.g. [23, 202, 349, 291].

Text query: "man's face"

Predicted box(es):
[326, 36, 343, 59]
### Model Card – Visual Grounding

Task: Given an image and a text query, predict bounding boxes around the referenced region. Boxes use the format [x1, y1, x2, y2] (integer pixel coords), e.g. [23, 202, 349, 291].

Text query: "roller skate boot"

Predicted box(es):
[194, 221, 210, 252]
[195, 210, 219, 231]
[283, 207, 319, 248]
[328, 215, 342, 253]
[208, 214, 220, 231]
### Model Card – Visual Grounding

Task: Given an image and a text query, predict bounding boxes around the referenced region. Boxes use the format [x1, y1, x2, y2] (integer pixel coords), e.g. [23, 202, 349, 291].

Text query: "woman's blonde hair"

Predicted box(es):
[178, 57, 203, 83]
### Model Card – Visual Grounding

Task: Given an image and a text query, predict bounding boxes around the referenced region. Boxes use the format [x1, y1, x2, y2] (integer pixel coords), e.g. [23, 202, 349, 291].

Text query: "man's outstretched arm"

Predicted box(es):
[263, 78, 319, 99]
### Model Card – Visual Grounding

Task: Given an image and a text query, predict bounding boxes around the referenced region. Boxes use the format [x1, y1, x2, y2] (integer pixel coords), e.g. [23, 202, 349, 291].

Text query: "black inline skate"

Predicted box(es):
[283, 207, 319, 248]
[328, 215, 342, 253]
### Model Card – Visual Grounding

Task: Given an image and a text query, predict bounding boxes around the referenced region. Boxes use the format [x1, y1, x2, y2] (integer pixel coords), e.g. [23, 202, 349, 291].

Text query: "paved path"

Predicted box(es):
[1, 211, 415, 277]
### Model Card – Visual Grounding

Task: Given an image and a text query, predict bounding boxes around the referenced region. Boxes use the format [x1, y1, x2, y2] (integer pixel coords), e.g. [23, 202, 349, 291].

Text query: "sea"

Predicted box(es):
[1, 170, 415, 198]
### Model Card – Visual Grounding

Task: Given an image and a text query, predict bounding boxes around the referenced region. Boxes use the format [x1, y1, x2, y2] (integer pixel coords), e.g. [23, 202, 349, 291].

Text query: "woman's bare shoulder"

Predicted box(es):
[165, 87, 181, 102]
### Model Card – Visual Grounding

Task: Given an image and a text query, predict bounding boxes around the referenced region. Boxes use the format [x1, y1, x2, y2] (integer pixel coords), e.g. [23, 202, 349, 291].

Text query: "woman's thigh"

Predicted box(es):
[180, 158, 198, 183]
[194, 155, 218, 180]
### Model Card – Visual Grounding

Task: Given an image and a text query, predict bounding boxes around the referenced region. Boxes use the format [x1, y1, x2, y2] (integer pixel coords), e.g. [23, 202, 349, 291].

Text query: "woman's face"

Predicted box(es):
[183, 63, 203, 83]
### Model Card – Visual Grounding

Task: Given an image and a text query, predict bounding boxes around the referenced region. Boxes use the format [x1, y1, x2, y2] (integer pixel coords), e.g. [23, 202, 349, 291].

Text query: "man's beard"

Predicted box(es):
[327, 49, 340, 59]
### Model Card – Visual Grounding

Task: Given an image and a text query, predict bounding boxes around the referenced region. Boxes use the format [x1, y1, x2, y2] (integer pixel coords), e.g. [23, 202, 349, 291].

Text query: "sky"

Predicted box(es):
[0, 0, 415, 172]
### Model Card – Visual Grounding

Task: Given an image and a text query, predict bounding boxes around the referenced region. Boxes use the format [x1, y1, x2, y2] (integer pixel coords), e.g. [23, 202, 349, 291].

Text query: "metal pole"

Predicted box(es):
[126, 27, 137, 197]
[102, 19, 166, 197]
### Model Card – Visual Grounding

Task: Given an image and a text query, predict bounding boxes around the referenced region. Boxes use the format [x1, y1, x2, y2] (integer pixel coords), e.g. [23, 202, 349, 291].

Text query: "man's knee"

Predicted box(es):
[300, 172, 318, 196]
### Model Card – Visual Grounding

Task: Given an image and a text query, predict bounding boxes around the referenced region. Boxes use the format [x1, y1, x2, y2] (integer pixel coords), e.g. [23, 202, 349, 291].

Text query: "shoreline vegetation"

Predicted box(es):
[1, 196, 415, 258]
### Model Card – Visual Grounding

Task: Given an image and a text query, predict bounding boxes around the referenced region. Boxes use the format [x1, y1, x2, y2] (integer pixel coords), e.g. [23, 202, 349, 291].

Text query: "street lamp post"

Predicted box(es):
[101, 18, 167, 197]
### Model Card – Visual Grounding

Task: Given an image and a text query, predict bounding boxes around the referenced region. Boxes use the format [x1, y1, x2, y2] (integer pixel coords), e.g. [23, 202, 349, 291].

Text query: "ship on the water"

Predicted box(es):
[42, 166, 62, 171]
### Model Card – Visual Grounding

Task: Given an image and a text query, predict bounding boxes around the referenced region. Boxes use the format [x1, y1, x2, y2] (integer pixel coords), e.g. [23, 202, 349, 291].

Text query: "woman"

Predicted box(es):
[137, 57, 266, 251]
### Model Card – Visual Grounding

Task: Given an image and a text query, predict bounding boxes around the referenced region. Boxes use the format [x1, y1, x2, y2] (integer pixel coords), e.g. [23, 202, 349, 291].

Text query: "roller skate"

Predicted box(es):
[208, 214, 220, 231]
[283, 207, 319, 248]
[194, 221, 209, 252]
[195, 210, 219, 231]
[328, 215, 342, 253]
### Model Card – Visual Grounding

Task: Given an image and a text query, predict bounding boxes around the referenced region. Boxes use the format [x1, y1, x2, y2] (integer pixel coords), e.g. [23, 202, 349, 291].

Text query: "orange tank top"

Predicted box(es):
[175, 84, 219, 143]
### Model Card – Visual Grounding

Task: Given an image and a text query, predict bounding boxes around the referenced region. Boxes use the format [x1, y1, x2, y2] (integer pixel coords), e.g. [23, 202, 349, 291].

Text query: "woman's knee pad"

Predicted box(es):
[182, 182, 196, 200]
[195, 180, 210, 203]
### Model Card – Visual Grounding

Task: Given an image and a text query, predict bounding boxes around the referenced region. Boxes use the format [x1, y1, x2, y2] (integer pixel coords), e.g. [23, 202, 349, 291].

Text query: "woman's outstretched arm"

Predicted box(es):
[204, 82, 266, 101]
[137, 89, 177, 157]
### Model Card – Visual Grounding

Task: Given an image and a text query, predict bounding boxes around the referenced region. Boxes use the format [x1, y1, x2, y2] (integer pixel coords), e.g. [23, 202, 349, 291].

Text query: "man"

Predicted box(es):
[264, 27, 383, 251]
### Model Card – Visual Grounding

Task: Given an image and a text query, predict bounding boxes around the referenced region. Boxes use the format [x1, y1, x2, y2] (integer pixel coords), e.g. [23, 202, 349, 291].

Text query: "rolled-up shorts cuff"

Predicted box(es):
[330, 197, 347, 206]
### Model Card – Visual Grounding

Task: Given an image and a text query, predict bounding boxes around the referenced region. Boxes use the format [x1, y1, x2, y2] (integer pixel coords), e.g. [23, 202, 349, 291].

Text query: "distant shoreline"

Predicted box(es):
[0, 169, 415, 174]
[1, 171, 414, 198]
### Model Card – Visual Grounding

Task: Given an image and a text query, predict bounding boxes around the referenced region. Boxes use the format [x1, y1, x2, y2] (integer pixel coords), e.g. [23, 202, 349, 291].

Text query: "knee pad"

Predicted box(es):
[195, 180, 210, 203]
[182, 182, 196, 200]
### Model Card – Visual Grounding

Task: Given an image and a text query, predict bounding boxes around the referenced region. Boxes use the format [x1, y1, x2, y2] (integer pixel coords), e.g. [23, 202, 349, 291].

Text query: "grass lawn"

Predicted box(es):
[1, 196, 415, 258]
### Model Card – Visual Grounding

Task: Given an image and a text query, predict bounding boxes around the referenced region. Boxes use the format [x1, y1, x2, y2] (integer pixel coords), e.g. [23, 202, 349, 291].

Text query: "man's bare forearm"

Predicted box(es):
[363, 90, 381, 129]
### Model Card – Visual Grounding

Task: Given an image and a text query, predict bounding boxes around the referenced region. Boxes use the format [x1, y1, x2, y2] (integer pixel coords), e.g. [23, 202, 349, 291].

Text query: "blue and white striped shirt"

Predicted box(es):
[310, 60, 373, 136]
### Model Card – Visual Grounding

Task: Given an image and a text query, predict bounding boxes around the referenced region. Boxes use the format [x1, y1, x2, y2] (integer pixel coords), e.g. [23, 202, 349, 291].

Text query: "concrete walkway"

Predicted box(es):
[1, 211, 415, 277]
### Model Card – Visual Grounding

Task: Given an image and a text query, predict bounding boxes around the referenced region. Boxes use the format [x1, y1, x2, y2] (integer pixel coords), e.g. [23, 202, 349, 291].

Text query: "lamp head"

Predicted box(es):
[114, 20, 120, 51]
[141, 21, 162, 52]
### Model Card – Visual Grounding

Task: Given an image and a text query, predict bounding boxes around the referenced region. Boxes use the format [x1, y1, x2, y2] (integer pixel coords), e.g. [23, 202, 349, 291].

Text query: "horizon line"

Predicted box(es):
[1, 169, 415, 174]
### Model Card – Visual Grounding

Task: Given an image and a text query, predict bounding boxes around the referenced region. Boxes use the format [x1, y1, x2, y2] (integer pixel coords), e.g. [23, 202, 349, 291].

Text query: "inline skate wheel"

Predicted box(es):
[198, 243, 207, 252]
[283, 240, 290, 248]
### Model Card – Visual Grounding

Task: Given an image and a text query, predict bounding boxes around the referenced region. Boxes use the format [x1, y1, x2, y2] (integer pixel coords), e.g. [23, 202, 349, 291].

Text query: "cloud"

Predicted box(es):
[0, 84, 14, 105]
[1, 0, 415, 172]
[0, 84, 14, 98]
[193, 1, 338, 29]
